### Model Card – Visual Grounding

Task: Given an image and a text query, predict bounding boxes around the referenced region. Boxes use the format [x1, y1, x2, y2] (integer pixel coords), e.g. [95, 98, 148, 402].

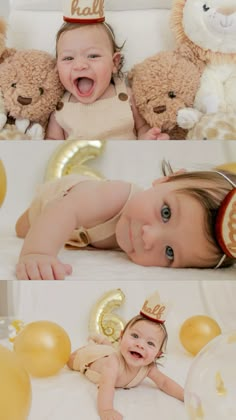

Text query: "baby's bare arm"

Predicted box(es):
[16, 180, 130, 280]
[98, 355, 123, 420]
[15, 209, 30, 238]
[45, 111, 65, 140]
[148, 365, 184, 401]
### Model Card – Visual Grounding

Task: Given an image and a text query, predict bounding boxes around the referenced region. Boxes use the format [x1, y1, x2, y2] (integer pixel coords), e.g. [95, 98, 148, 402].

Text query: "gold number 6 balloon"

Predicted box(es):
[88, 289, 126, 344]
[44, 140, 105, 181]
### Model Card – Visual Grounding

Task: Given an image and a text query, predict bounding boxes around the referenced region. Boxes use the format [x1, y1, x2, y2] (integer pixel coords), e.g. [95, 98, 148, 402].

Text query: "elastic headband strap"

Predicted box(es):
[214, 171, 236, 188]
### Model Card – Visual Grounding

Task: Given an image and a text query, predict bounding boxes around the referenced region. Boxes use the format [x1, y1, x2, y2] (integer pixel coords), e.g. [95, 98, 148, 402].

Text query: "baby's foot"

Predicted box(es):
[88, 333, 112, 345]
[27, 123, 44, 140]
[177, 108, 202, 129]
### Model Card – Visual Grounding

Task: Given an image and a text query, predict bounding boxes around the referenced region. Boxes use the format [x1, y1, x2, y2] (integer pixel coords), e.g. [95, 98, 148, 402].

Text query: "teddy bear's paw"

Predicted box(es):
[177, 108, 202, 129]
[27, 123, 44, 140]
[15, 118, 30, 133]
[0, 113, 7, 130]
[200, 94, 220, 114]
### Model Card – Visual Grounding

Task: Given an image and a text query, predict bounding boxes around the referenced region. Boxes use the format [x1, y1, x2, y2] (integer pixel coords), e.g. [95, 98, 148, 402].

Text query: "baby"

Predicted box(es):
[15, 163, 236, 279]
[45, 0, 168, 140]
[67, 292, 184, 420]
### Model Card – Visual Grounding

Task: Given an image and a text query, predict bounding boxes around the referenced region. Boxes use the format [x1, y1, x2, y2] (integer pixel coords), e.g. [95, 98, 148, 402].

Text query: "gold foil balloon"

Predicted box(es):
[44, 140, 105, 181]
[0, 344, 32, 420]
[215, 162, 236, 174]
[0, 159, 7, 206]
[89, 289, 126, 344]
[179, 315, 221, 356]
[14, 320, 71, 377]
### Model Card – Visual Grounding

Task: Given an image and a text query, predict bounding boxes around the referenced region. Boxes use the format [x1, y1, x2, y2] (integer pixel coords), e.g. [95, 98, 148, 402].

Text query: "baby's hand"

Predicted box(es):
[100, 409, 123, 420]
[142, 127, 169, 140]
[16, 253, 72, 280]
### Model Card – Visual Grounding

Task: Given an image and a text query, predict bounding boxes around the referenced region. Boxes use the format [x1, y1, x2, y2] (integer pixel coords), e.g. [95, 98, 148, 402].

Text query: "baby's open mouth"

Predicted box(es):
[130, 351, 143, 359]
[75, 77, 94, 96]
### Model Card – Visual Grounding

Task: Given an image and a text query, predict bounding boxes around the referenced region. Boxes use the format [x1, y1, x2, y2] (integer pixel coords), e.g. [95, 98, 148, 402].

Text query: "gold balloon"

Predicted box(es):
[14, 320, 71, 377]
[215, 162, 236, 174]
[0, 344, 32, 420]
[0, 159, 7, 206]
[179, 315, 221, 356]
[89, 289, 126, 344]
[44, 140, 105, 181]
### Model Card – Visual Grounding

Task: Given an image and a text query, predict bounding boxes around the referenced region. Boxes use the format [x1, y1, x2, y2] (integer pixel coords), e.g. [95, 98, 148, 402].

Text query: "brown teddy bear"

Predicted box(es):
[0, 17, 16, 131]
[128, 49, 204, 140]
[0, 49, 64, 139]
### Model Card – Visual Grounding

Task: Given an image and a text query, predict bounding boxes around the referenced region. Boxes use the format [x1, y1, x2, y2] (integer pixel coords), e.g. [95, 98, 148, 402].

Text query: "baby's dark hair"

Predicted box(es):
[55, 21, 125, 77]
[122, 314, 168, 359]
[162, 160, 236, 268]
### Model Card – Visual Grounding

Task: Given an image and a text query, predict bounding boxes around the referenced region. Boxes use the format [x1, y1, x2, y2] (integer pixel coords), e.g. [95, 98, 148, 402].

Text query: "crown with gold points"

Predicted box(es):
[140, 292, 168, 324]
[215, 187, 236, 260]
[63, 0, 105, 23]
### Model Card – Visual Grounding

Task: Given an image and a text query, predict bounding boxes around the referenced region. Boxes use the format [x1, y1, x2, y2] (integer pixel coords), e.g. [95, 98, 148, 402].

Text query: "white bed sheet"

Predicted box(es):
[0, 141, 236, 280]
[1, 279, 236, 420]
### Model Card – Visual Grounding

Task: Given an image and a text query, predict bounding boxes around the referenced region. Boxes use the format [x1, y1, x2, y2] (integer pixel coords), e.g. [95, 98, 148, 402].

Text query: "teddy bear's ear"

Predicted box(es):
[0, 17, 7, 37]
[0, 47, 17, 68]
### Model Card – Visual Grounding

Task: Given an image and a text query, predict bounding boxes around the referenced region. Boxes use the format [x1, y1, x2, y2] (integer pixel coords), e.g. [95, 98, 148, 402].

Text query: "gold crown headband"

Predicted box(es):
[140, 292, 168, 324]
[63, 0, 105, 23]
[214, 171, 236, 268]
[63, 0, 115, 40]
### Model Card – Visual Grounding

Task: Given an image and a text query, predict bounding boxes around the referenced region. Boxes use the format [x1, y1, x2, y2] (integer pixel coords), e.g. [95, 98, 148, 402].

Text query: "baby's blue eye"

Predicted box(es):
[131, 333, 138, 339]
[161, 204, 171, 222]
[148, 341, 155, 347]
[165, 246, 174, 261]
[63, 56, 73, 61]
[88, 54, 100, 59]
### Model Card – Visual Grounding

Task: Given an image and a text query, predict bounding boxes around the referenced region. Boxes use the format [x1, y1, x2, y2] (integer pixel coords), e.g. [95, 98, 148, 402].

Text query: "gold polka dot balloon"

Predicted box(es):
[185, 332, 236, 420]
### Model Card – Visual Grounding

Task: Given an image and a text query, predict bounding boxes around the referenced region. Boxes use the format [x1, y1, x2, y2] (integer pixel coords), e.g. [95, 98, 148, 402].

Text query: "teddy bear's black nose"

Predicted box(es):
[153, 105, 166, 114]
[17, 96, 32, 106]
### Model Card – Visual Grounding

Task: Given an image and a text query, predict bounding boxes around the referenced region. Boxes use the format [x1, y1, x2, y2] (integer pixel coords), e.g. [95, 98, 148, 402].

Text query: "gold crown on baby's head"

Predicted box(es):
[140, 292, 168, 323]
[63, 0, 105, 23]
[215, 188, 236, 260]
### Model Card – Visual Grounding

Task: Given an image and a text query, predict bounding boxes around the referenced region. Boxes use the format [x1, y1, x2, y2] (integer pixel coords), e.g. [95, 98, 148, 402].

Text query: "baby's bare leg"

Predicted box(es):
[67, 351, 77, 369]
[15, 209, 30, 238]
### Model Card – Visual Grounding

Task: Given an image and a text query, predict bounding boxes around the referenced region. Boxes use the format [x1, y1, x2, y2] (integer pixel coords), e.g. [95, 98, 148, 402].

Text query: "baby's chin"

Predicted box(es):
[115, 222, 133, 254]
